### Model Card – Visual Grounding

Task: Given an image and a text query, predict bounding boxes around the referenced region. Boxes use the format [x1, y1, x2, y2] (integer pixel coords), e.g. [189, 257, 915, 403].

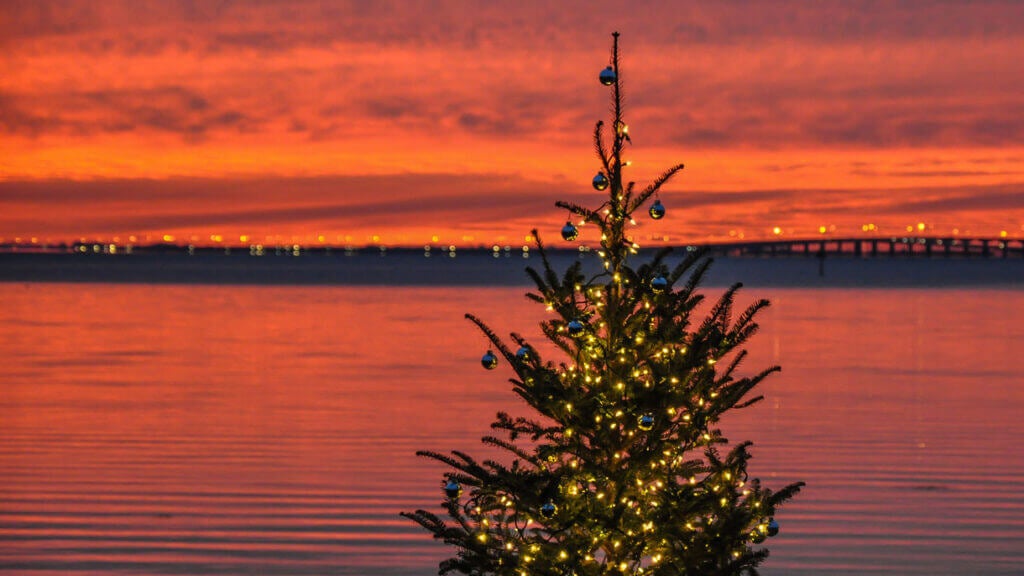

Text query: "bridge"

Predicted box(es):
[696, 237, 1024, 259]
[1, 236, 1022, 259]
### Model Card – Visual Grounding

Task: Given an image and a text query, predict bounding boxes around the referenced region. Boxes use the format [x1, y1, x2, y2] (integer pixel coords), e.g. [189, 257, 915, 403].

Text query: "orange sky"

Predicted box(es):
[2, 1, 1023, 246]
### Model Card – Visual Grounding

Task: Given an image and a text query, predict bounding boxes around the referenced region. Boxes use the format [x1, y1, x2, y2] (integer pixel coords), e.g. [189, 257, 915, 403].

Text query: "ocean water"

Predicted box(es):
[1, 282, 1023, 575]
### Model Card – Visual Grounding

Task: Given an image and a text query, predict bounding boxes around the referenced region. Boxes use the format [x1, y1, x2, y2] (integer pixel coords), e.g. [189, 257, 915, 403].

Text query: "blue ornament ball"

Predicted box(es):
[767, 518, 780, 537]
[561, 221, 579, 241]
[599, 66, 616, 86]
[481, 350, 498, 370]
[651, 276, 668, 293]
[540, 501, 557, 519]
[515, 346, 530, 362]
[567, 319, 585, 337]
[444, 480, 462, 499]
[592, 172, 609, 191]
[638, 413, 655, 430]
[649, 199, 666, 220]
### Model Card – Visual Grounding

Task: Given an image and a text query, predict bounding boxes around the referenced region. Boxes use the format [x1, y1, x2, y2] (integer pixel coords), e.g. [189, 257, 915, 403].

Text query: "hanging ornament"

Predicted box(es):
[767, 518, 780, 537]
[649, 199, 666, 220]
[567, 319, 585, 337]
[592, 172, 609, 191]
[599, 66, 616, 86]
[515, 346, 531, 362]
[444, 480, 462, 499]
[638, 413, 655, 430]
[561, 221, 579, 241]
[751, 529, 767, 544]
[651, 276, 668, 293]
[481, 350, 498, 370]
[540, 501, 558, 519]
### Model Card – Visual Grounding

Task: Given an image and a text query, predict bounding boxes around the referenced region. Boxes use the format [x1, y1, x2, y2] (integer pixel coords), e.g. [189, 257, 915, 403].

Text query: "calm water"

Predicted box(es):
[1, 282, 1023, 575]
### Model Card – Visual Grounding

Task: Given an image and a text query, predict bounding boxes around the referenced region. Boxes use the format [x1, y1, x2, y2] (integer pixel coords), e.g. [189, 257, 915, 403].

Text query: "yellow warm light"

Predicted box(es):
[772, 227, 782, 235]
[162, 234, 175, 242]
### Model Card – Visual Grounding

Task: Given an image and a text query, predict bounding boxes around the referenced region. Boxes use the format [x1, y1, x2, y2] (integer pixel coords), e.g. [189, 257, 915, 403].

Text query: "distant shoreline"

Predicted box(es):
[2, 251, 1022, 288]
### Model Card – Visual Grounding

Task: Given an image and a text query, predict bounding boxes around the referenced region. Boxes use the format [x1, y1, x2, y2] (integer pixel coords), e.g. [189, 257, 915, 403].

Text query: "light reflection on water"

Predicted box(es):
[1, 283, 1023, 575]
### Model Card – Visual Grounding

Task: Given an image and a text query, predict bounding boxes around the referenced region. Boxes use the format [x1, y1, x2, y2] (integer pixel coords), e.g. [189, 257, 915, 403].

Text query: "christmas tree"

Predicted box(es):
[403, 33, 803, 576]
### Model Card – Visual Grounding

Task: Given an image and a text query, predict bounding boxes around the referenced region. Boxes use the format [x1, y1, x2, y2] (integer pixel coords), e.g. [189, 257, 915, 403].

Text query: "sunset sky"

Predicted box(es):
[2, 0, 1023, 247]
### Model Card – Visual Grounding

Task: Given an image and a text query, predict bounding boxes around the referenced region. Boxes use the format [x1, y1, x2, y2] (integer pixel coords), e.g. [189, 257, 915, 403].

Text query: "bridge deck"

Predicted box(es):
[702, 237, 1024, 258]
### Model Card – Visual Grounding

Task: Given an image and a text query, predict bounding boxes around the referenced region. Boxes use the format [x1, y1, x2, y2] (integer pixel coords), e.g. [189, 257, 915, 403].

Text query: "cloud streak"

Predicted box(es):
[2, 175, 1019, 243]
